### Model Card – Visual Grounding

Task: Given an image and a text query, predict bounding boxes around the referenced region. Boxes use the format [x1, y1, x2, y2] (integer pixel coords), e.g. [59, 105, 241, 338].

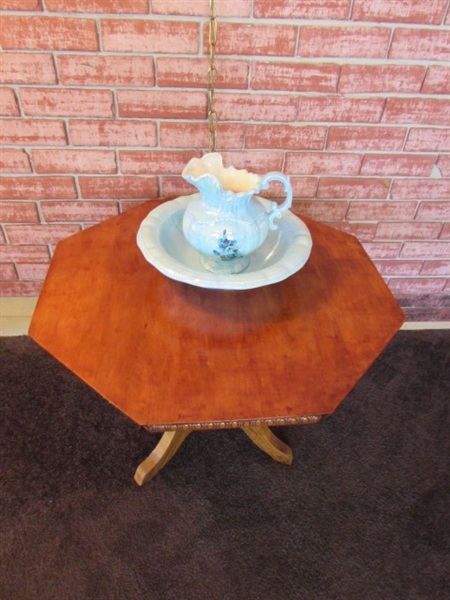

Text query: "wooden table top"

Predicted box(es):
[29, 200, 404, 432]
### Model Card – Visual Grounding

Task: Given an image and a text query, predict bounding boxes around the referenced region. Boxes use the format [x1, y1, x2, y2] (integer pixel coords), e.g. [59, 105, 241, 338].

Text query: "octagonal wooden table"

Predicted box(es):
[29, 200, 405, 485]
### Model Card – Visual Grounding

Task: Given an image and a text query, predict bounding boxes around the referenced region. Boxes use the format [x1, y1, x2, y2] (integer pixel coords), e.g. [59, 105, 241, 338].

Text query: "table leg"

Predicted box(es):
[242, 425, 293, 465]
[134, 429, 191, 486]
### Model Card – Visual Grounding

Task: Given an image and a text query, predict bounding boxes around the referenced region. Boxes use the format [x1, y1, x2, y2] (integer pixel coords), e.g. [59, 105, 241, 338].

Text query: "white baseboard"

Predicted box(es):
[400, 321, 449, 330]
[0, 297, 38, 336]
[0, 297, 449, 336]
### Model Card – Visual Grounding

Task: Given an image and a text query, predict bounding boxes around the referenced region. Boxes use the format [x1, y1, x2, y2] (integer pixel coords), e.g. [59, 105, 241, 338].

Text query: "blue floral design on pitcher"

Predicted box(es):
[213, 230, 243, 262]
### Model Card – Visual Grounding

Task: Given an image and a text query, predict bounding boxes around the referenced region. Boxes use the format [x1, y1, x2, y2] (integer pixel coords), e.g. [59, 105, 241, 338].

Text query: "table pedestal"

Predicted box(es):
[134, 422, 320, 486]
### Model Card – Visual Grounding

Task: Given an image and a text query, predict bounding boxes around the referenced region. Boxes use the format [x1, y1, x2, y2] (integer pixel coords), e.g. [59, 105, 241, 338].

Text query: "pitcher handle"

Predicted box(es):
[258, 172, 293, 231]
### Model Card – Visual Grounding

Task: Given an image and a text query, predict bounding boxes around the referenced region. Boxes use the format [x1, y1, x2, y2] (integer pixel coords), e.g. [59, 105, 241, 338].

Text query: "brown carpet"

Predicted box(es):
[0, 330, 449, 599]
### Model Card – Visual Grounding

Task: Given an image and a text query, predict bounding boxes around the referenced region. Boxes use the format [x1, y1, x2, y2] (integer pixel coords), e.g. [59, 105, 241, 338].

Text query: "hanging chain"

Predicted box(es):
[207, 0, 218, 152]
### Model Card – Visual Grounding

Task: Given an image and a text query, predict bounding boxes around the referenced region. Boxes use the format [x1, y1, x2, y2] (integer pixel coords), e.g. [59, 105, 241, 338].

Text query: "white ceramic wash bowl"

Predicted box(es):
[136, 194, 313, 290]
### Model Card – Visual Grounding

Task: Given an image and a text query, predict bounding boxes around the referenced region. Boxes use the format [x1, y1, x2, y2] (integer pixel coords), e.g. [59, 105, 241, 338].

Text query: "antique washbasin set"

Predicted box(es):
[136, 152, 313, 290]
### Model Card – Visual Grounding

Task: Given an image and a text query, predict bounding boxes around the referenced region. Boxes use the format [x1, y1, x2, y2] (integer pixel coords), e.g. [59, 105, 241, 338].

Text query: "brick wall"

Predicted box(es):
[0, 0, 449, 320]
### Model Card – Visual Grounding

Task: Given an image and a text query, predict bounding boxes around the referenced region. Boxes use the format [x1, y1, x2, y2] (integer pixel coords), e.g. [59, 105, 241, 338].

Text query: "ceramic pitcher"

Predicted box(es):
[182, 153, 293, 274]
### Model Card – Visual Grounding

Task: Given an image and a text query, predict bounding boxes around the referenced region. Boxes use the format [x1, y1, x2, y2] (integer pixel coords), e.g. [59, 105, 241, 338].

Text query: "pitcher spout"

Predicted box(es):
[182, 152, 261, 197]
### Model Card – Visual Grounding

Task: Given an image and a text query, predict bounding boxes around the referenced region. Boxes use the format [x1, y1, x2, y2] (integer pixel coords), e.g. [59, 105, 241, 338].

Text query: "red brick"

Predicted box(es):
[0, 201, 39, 223]
[298, 26, 391, 58]
[220, 151, 284, 174]
[0, 53, 56, 84]
[439, 306, 450, 319]
[375, 221, 442, 240]
[393, 292, 448, 308]
[20, 88, 114, 118]
[32, 150, 117, 174]
[41, 201, 119, 222]
[69, 120, 156, 147]
[0, 16, 98, 51]
[422, 66, 450, 95]
[5, 224, 80, 244]
[362, 242, 401, 259]
[318, 178, 390, 199]
[404, 128, 450, 152]
[389, 28, 450, 61]
[246, 125, 326, 150]
[361, 154, 436, 177]
[0, 119, 67, 146]
[352, 0, 448, 24]
[157, 58, 249, 90]
[216, 93, 297, 122]
[16, 263, 49, 280]
[0, 281, 43, 296]
[437, 155, 450, 178]
[152, 0, 252, 16]
[254, 0, 351, 19]
[251, 62, 339, 93]
[339, 64, 425, 94]
[79, 176, 158, 199]
[117, 90, 206, 119]
[58, 55, 155, 87]
[161, 176, 199, 198]
[285, 152, 361, 175]
[0, 263, 17, 281]
[389, 278, 447, 294]
[160, 122, 245, 150]
[391, 179, 450, 200]
[120, 150, 201, 175]
[326, 221, 376, 242]
[0, 176, 76, 200]
[398, 301, 429, 318]
[0, 0, 42, 9]
[101, 19, 199, 54]
[0, 88, 19, 116]
[400, 241, 450, 259]
[0, 149, 31, 173]
[347, 201, 417, 221]
[382, 98, 450, 126]
[374, 260, 422, 276]
[290, 177, 319, 198]
[45, 0, 148, 12]
[0, 245, 50, 263]
[205, 23, 297, 57]
[416, 201, 450, 221]
[410, 293, 450, 314]
[440, 223, 450, 239]
[327, 126, 407, 151]
[298, 96, 384, 123]
[291, 200, 347, 221]
[421, 261, 450, 276]
[119, 200, 149, 213]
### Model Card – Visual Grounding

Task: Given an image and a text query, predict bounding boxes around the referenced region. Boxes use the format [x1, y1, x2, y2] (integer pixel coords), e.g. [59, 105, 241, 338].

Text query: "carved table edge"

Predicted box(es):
[144, 415, 322, 433]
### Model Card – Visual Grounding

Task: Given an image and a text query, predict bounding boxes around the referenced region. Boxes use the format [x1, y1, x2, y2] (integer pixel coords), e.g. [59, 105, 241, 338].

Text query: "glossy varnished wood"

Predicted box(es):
[29, 200, 405, 430]
[242, 426, 293, 465]
[134, 429, 191, 486]
[134, 425, 294, 485]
